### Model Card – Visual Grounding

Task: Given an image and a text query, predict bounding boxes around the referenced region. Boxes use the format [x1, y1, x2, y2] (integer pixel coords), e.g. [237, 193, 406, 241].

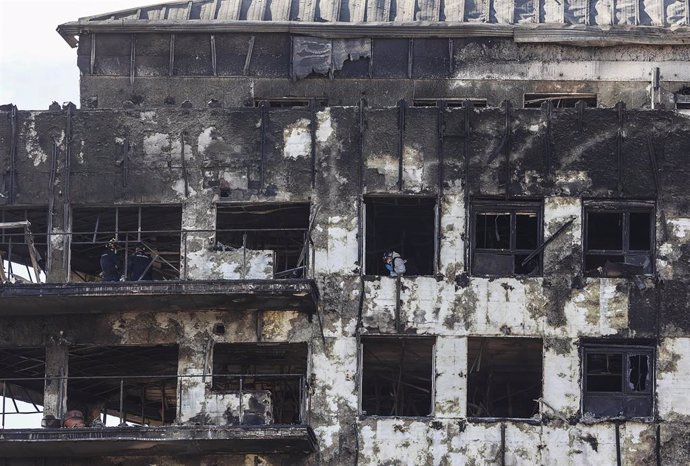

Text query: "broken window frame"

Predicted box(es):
[523, 93, 598, 109]
[359, 336, 436, 418]
[214, 202, 312, 278]
[211, 342, 309, 425]
[581, 343, 655, 419]
[583, 201, 655, 277]
[362, 195, 438, 277]
[469, 199, 543, 277]
[466, 337, 543, 420]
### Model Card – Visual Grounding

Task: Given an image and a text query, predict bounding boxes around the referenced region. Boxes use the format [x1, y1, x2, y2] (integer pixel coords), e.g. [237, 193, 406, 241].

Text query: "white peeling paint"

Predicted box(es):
[668, 218, 690, 240]
[139, 111, 157, 123]
[316, 109, 334, 143]
[198, 126, 222, 155]
[657, 337, 690, 420]
[24, 116, 48, 166]
[283, 119, 311, 159]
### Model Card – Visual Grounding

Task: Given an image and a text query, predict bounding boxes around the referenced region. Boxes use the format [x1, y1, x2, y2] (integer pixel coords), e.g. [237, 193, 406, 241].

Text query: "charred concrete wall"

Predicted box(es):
[1, 105, 690, 465]
[74, 33, 690, 110]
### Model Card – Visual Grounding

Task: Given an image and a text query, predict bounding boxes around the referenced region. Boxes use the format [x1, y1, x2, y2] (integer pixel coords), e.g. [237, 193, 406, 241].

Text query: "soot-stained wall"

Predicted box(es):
[1, 104, 690, 465]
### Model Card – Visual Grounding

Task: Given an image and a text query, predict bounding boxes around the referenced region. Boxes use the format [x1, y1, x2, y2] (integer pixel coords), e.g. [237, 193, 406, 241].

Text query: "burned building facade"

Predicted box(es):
[1, 0, 690, 464]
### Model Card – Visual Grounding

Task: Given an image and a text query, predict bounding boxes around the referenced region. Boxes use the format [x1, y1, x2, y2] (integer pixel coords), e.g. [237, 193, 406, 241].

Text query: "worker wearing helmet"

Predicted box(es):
[100, 238, 120, 282]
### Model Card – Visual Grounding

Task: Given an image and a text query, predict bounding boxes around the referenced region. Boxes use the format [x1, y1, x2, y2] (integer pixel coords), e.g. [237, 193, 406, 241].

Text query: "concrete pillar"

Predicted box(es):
[177, 340, 209, 423]
[43, 343, 68, 419]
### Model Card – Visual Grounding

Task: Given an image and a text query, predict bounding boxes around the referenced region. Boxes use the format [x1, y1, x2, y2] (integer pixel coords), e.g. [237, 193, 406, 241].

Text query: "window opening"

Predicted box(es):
[584, 203, 654, 277]
[0, 208, 48, 283]
[212, 343, 308, 425]
[360, 337, 434, 417]
[0, 348, 46, 428]
[412, 98, 487, 108]
[254, 98, 327, 108]
[524, 93, 597, 108]
[582, 343, 653, 418]
[66, 345, 178, 427]
[471, 200, 542, 276]
[467, 338, 543, 419]
[70, 206, 182, 282]
[215, 203, 311, 277]
[364, 197, 436, 276]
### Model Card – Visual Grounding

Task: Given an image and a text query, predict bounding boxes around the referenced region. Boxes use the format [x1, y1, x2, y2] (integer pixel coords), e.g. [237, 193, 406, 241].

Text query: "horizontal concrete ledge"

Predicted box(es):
[0, 424, 318, 457]
[57, 21, 690, 45]
[0, 279, 319, 316]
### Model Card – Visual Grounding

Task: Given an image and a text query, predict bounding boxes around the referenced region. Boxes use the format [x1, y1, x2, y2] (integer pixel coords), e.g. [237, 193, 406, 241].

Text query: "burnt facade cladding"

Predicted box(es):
[1, 0, 690, 464]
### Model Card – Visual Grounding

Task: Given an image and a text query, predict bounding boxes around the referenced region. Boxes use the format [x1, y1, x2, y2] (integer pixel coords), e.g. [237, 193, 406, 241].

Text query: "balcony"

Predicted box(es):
[0, 372, 317, 457]
[0, 279, 319, 316]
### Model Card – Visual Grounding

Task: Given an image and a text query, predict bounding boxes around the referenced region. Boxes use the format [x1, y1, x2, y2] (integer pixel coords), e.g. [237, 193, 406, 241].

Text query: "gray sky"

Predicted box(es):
[0, 0, 163, 109]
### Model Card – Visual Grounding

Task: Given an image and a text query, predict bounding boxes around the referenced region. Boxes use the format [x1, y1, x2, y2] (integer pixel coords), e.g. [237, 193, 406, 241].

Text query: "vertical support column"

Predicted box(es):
[46, 106, 73, 283]
[44, 343, 68, 421]
[397, 99, 407, 192]
[176, 339, 209, 423]
[8, 105, 18, 205]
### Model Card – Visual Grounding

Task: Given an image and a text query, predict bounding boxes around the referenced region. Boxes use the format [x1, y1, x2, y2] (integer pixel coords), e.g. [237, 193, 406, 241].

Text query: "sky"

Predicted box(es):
[0, 0, 164, 109]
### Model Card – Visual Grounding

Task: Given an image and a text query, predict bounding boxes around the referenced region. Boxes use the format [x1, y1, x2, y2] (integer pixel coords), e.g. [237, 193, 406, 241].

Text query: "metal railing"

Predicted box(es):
[1, 373, 308, 429]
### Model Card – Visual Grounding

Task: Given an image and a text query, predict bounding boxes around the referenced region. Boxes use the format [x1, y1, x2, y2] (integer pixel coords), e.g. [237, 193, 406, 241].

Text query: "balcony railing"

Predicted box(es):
[1, 373, 308, 429]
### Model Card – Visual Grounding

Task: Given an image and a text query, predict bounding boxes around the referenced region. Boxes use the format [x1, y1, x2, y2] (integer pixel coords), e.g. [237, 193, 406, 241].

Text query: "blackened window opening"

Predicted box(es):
[412, 98, 487, 108]
[467, 338, 543, 418]
[584, 205, 653, 277]
[0, 347, 46, 419]
[67, 345, 179, 426]
[471, 201, 542, 276]
[215, 203, 310, 277]
[364, 197, 435, 276]
[524, 93, 597, 108]
[582, 344, 653, 418]
[212, 343, 308, 425]
[360, 337, 434, 417]
[0, 208, 48, 282]
[70, 206, 182, 282]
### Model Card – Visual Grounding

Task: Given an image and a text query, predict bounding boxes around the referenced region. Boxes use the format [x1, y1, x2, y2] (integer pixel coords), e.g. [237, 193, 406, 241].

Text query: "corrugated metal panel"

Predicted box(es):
[76, 0, 690, 25]
[665, 0, 687, 25]
[591, 0, 614, 24]
[247, 0, 268, 19]
[143, 6, 165, 19]
[514, 0, 536, 23]
[396, 0, 417, 21]
[639, 0, 663, 24]
[564, 0, 588, 23]
[193, 1, 217, 18]
[492, 0, 514, 22]
[465, 0, 488, 21]
[218, 0, 243, 18]
[615, 0, 638, 24]
[298, 0, 318, 20]
[417, 0, 441, 20]
[367, 0, 392, 20]
[320, 0, 343, 21]
[541, 0, 563, 22]
[168, 3, 191, 19]
[269, 0, 293, 20]
[443, 0, 466, 21]
[345, 0, 368, 21]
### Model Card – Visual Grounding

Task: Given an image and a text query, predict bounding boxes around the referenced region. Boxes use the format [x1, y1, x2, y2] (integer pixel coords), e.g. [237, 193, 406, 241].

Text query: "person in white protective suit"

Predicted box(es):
[383, 251, 406, 277]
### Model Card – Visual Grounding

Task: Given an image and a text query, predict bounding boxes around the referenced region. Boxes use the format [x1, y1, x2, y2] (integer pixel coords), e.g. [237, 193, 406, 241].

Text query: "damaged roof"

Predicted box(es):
[57, 0, 690, 46]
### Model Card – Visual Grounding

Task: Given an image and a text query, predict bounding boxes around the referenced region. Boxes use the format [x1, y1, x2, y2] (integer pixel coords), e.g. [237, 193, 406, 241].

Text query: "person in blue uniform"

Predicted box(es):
[127, 244, 153, 281]
[100, 239, 120, 282]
